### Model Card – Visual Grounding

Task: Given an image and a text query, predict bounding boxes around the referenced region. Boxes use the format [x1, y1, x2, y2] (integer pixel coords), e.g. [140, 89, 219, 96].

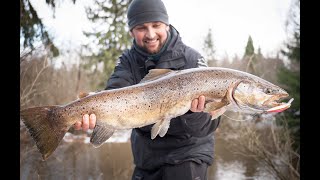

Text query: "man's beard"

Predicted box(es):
[141, 38, 164, 54]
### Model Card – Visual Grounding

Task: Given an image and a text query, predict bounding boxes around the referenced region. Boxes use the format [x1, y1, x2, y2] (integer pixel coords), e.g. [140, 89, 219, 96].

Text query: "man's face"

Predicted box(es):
[130, 22, 169, 54]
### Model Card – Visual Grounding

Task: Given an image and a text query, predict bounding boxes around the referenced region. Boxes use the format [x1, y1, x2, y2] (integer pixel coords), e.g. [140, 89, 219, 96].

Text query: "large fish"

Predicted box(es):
[20, 67, 293, 160]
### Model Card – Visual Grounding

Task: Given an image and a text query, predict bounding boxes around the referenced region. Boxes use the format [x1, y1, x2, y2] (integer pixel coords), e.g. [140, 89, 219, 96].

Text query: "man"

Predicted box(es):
[74, 0, 225, 179]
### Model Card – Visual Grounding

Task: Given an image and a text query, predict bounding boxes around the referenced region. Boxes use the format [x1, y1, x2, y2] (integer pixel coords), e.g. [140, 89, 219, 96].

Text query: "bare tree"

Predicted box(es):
[221, 116, 300, 180]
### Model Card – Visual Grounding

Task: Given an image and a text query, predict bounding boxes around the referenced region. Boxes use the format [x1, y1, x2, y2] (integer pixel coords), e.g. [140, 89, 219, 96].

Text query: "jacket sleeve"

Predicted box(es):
[178, 46, 221, 137]
[105, 53, 135, 90]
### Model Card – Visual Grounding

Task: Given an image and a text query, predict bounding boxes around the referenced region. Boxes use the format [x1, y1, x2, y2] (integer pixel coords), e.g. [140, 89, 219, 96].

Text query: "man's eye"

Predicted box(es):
[135, 26, 145, 31]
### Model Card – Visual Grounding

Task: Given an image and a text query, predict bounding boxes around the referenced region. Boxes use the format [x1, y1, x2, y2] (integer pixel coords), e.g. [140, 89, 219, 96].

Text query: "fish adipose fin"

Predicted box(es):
[90, 122, 115, 148]
[20, 106, 68, 160]
[151, 118, 171, 139]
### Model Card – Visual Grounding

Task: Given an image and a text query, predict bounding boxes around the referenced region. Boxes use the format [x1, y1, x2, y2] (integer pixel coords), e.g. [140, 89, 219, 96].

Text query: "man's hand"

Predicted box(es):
[190, 95, 206, 112]
[74, 114, 97, 131]
[190, 95, 226, 118]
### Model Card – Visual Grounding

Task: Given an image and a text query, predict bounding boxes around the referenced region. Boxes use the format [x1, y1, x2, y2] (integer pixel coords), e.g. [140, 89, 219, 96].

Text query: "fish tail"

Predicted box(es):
[20, 105, 68, 160]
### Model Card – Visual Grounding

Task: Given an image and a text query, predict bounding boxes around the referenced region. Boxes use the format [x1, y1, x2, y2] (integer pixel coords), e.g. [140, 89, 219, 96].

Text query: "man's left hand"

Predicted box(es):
[190, 95, 226, 118]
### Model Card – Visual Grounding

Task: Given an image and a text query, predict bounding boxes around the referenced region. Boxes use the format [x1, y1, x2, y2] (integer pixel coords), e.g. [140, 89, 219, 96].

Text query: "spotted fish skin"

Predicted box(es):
[20, 67, 290, 160]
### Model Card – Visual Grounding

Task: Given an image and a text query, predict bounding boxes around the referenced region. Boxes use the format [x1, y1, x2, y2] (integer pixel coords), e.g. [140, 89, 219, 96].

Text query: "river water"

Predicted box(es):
[20, 117, 279, 180]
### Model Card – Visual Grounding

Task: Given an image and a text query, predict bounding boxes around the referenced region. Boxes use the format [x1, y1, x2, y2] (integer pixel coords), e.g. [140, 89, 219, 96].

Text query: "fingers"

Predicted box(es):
[73, 114, 96, 131]
[89, 114, 96, 129]
[198, 95, 205, 111]
[74, 121, 82, 130]
[190, 98, 199, 112]
[190, 95, 206, 112]
[82, 114, 90, 131]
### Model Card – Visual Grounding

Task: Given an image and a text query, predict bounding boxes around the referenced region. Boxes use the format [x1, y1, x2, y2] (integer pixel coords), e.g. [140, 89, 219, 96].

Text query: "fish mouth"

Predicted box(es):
[263, 93, 289, 107]
[265, 98, 294, 113]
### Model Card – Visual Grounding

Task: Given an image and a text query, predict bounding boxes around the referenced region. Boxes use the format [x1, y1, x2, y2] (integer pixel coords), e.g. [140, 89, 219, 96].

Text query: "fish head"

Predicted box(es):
[231, 80, 292, 113]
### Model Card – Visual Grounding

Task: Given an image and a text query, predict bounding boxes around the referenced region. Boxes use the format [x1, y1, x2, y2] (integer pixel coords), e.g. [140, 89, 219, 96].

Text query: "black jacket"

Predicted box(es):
[106, 25, 221, 170]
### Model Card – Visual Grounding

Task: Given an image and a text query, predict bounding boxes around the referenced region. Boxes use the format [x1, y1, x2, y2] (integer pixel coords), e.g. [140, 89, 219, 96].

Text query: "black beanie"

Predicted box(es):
[127, 0, 169, 30]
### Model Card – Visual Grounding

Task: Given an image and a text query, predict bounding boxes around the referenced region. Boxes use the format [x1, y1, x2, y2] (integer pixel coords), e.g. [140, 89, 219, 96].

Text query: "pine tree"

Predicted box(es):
[82, 0, 132, 89]
[203, 28, 216, 66]
[244, 35, 255, 57]
[243, 35, 257, 74]
[20, 0, 76, 57]
[277, 0, 300, 169]
[257, 46, 263, 58]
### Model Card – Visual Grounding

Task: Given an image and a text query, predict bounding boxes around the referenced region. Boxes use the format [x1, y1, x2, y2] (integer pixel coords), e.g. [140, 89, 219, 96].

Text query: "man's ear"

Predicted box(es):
[166, 25, 170, 31]
[129, 30, 134, 37]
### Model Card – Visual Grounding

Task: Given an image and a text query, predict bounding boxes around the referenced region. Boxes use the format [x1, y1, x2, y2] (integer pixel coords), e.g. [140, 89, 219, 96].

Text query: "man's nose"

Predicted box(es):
[146, 28, 156, 39]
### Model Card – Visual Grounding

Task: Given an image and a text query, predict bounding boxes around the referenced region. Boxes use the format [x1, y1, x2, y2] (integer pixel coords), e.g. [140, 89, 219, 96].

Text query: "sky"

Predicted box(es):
[30, 0, 293, 60]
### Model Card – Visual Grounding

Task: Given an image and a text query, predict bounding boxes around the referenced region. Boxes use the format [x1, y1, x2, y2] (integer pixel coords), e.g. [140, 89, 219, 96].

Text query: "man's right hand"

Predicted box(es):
[74, 114, 97, 131]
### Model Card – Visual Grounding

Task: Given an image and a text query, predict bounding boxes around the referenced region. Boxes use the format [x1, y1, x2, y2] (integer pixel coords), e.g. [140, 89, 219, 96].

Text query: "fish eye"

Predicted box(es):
[264, 88, 272, 94]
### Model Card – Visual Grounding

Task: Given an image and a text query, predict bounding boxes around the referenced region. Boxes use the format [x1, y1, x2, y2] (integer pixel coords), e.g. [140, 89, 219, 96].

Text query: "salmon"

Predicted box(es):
[20, 67, 293, 160]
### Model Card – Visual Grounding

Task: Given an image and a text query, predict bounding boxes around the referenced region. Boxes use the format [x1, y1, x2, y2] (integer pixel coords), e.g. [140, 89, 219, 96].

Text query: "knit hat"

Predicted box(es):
[127, 0, 169, 30]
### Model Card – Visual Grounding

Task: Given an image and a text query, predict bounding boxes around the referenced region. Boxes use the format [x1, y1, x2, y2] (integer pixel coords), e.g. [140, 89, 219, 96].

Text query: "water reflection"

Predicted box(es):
[211, 136, 275, 180]
[20, 126, 276, 180]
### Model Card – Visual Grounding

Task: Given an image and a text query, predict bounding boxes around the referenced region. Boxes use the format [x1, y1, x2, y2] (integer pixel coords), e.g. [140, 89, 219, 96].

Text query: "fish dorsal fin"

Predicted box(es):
[78, 91, 95, 99]
[140, 69, 174, 83]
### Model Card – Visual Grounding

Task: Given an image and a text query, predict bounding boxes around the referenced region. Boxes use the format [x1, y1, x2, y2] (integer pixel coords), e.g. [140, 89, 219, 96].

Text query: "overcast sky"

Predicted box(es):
[30, 0, 293, 60]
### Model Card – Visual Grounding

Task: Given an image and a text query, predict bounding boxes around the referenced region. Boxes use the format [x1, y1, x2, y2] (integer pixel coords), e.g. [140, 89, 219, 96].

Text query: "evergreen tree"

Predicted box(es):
[257, 46, 263, 58]
[20, 0, 76, 57]
[203, 28, 216, 66]
[82, 0, 132, 89]
[277, 0, 300, 165]
[243, 35, 257, 74]
[244, 35, 255, 57]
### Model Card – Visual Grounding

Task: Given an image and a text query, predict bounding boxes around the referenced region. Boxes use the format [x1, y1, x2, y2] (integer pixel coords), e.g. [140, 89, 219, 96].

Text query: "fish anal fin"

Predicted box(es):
[90, 122, 115, 148]
[151, 118, 171, 139]
[140, 69, 174, 83]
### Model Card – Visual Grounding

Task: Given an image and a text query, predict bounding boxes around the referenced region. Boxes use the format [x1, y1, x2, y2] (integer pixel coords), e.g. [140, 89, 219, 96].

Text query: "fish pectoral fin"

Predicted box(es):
[90, 122, 115, 148]
[158, 119, 171, 137]
[209, 107, 227, 120]
[151, 118, 171, 139]
[204, 100, 228, 120]
[204, 99, 228, 112]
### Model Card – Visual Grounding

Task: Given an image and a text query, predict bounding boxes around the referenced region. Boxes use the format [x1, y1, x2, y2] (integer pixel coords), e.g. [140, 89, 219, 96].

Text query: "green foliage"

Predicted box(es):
[244, 35, 255, 57]
[203, 28, 216, 65]
[276, 0, 300, 151]
[281, 31, 300, 62]
[20, 0, 75, 57]
[282, 0, 300, 63]
[82, 0, 132, 89]
[277, 66, 300, 150]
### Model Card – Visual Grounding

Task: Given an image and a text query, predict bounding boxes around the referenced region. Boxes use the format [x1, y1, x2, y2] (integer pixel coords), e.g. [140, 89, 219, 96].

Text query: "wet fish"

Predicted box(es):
[20, 67, 293, 160]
